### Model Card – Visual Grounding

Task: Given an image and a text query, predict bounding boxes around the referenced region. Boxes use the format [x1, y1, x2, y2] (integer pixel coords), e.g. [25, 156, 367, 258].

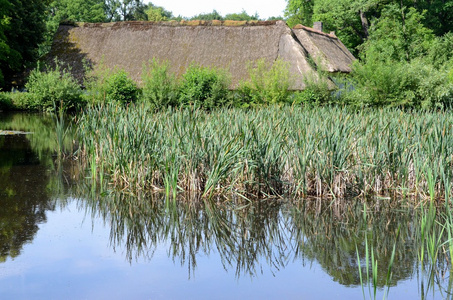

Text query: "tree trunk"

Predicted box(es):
[359, 10, 369, 39]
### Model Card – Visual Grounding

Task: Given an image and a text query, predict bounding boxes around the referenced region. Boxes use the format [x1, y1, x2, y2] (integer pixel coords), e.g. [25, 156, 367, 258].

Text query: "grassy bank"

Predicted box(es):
[77, 103, 453, 201]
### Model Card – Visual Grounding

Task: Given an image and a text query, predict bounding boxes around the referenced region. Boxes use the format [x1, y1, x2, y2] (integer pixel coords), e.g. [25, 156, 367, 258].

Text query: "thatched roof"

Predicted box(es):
[292, 24, 356, 73]
[49, 20, 355, 90]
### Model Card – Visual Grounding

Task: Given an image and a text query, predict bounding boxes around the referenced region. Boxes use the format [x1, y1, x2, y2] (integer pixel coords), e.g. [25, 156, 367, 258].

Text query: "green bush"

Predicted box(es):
[25, 63, 82, 112]
[341, 59, 453, 109]
[84, 65, 138, 105]
[178, 64, 231, 110]
[0, 92, 12, 110]
[104, 69, 138, 104]
[426, 33, 453, 68]
[8, 92, 34, 110]
[141, 59, 179, 109]
[449, 65, 453, 84]
[237, 59, 293, 107]
[292, 71, 334, 106]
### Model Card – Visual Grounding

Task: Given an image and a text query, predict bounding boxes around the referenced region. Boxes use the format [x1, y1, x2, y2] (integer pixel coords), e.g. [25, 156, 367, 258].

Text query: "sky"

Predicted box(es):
[143, 0, 287, 20]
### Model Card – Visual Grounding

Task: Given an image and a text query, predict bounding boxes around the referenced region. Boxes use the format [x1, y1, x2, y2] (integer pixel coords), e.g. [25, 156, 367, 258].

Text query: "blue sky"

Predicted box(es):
[144, 0, 287, 19]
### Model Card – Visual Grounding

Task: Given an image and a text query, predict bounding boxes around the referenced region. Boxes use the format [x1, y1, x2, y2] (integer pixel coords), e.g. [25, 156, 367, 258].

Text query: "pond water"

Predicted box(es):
[0, 113, 451, 299]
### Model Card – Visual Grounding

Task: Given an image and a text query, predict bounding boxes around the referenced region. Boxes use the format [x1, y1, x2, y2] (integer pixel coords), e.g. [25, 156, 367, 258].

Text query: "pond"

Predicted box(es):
[0, 113, 450, 299]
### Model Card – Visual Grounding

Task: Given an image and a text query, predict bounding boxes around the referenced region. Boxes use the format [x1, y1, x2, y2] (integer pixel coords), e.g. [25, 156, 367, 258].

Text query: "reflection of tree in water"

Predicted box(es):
[81, 188, 448, 287]
[0, 113, 77, 263]
[0, 112, 74, 162]
[289, 200, 421, 287]
[0, 135, 55, 262]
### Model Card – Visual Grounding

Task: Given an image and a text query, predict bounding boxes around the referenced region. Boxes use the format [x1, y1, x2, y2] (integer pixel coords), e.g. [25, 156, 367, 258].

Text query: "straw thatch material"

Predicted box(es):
[49, 20, 355, 90]
[292, 24, 356, 73]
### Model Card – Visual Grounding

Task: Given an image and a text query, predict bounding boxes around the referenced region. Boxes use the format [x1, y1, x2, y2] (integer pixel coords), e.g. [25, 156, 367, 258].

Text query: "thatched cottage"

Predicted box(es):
[49, 20, 355, 90]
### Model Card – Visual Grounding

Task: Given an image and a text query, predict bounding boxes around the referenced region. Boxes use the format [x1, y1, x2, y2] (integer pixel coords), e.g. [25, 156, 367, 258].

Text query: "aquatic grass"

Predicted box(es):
[54, 102, 66, 159]
[355, 203, 400, 300]
[53, 100, 75, 159]
[76, 104, 453, 201]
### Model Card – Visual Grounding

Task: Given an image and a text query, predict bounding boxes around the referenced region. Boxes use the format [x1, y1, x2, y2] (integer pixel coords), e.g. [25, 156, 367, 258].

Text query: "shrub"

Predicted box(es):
[84, 65, 138, 105]
[178, 64, 231, 110]
[0, 92, 12, 110]
[104, 69, 138, 104]
[3, 91, 35, 110]
[237, 59, 293, 107]
[341, 59, 453, 109]
[292, 70, 334, 106]
[426, 33, 453, 68]
[141, 59, 179, 109]
[449, 65, 453, 84]
[25, 63, 82, 112]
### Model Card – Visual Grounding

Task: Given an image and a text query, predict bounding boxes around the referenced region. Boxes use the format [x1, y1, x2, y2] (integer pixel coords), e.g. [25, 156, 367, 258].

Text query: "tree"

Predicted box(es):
[285, 0, 453, 53]
[105, 0, 120, 21]
[0, 0, 47, 89]
[360, 5, 434, 62]
[418, 0, 453, 36]
[225, 10, 259, 21]
[129, 0, 148, 20]
[105, 0, 147, 21]
[145, 4, 173, 22]
[191, 10, 224, 21]
[285, 0, 375, 50]
[284, 0, 314, 27]
[50, 0, 106, 23]
[0, 0, 12, 86]
[311, 0, 387, 52]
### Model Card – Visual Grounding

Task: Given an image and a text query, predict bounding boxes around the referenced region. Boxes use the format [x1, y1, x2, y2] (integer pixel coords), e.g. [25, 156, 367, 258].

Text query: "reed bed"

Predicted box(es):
[76, 104, 453, 201]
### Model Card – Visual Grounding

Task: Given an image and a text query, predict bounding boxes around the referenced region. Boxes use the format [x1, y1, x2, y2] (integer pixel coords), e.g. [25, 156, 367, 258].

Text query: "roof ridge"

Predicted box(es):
[293, 24, 337, 38]
[67, 20, 284, 28]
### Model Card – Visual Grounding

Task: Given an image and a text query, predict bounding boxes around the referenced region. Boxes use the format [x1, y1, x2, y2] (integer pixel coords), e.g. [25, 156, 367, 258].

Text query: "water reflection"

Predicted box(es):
[0, 113, 65, 160]
[0, 134, 56, 262]
[1, 112, 452, 298]
[80, 187, 450, 291]
[291, 201, 417, 287]
[80, 191, 295, 278]
[0, 113, 75, 263]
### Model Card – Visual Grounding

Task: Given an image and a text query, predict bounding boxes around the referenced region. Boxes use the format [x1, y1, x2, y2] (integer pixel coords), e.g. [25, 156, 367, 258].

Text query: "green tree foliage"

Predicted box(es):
[50, 0, 105, 23]
[417, 0, 453, 36]
[39, 0, 106, 60]
[285, 0, 453, 109]
[190, 10, 224, 21]
[285, 0, 453, 52]
[343, 59, 453, 109]
[0, 0, 12, 86]
[284, 0, 314, 28]
[145, 4, 173, 21]
[360, 6, 435, 62]
[225, 10, 259, 21]
[191, 9, 260, 21]
[105, 0, 148, 21]
[0, 0, 47, 89]
[426, 33, 453, 68]
[285, 0, 384, 51]
[312, 0, 369, 51]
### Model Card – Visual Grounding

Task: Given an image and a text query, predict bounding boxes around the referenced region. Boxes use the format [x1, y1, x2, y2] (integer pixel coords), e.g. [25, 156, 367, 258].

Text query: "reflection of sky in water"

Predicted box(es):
[0, 199, 422, 300]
